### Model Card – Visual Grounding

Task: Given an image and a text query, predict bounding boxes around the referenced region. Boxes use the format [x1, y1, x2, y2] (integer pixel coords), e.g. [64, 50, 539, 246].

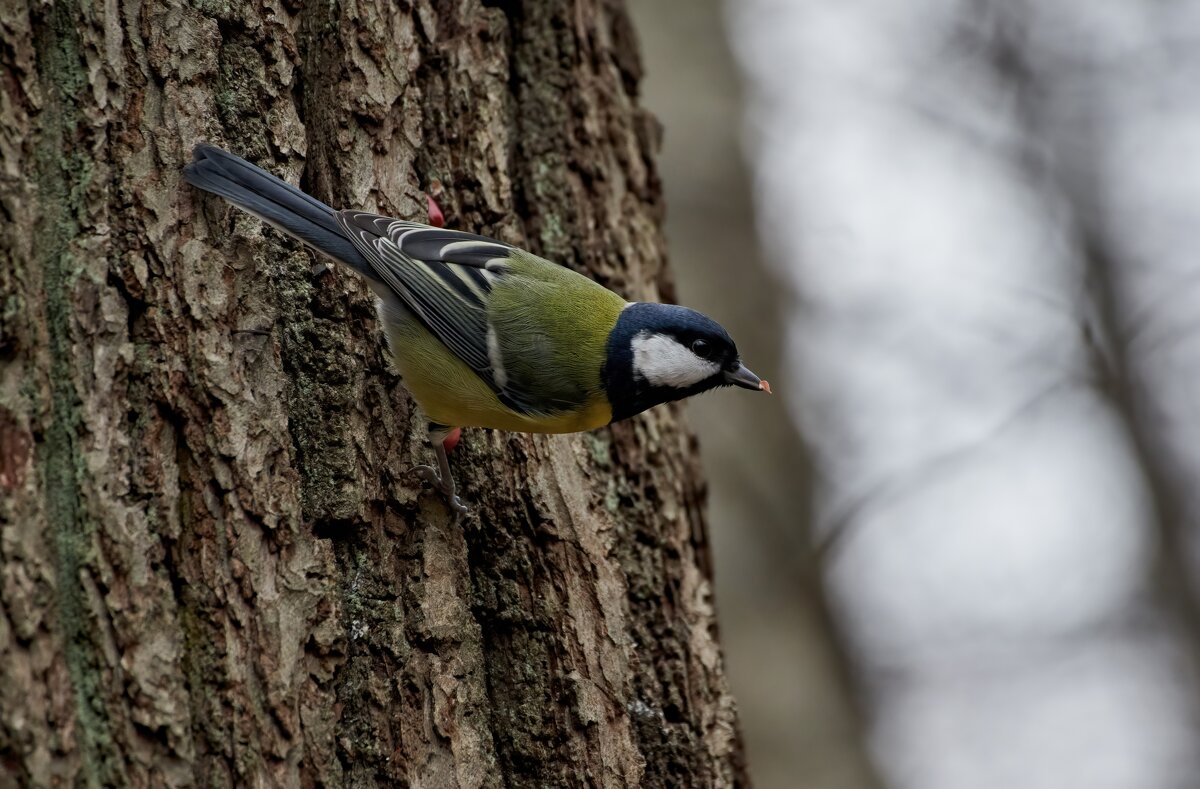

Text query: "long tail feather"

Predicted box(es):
[182, 143, 375, 279]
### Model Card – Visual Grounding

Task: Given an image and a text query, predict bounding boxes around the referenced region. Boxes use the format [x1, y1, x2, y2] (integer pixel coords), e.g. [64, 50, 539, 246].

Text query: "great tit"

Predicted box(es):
[183, 144, 768, 513]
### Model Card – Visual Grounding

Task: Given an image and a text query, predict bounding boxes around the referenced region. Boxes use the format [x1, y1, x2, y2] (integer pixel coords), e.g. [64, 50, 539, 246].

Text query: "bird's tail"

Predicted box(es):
[182, 143, 375, 279]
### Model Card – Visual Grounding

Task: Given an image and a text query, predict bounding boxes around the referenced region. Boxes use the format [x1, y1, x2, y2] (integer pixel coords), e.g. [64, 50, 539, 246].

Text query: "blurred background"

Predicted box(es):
[630, 2, 1200, 788]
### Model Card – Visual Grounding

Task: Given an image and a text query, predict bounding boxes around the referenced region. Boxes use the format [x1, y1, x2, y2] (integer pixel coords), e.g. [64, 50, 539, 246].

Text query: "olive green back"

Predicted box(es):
[489, 250, 627, 414]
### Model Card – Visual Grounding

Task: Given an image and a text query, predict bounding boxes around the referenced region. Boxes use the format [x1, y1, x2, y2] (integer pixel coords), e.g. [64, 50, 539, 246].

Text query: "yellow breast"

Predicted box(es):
[384, 315, 612, 433]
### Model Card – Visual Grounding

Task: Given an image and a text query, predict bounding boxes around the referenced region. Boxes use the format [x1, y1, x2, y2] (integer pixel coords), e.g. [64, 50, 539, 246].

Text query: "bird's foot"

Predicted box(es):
[411, 465, 469, 515]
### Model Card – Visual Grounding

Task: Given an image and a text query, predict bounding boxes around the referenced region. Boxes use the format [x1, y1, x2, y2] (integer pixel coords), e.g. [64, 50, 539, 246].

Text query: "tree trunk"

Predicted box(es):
[0, 1, 747, 786]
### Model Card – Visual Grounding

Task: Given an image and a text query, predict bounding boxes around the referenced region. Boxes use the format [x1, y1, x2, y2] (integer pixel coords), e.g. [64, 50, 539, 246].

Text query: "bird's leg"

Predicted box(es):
[412, 422, 468, 514]
[426, 193, 445, 228]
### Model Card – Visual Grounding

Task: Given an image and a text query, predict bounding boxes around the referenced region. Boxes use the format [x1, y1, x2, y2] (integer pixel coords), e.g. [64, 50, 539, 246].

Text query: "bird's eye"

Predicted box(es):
[691, 339, 712, 358]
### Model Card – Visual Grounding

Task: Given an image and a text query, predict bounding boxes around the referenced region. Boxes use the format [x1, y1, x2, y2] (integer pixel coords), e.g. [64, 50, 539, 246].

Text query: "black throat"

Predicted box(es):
[601, 303, 724, 423]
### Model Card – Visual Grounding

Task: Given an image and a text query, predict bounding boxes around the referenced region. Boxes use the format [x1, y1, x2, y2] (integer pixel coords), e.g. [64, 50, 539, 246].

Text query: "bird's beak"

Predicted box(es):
[724, 363, 771, 393]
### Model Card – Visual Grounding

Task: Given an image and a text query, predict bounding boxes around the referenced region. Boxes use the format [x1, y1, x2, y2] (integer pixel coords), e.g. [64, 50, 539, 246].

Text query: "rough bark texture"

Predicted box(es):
[0, 1, 746, 786]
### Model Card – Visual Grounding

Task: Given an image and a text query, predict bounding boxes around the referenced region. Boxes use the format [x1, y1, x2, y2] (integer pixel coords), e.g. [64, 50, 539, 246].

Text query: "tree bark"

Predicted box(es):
[0, 1, 747, 786]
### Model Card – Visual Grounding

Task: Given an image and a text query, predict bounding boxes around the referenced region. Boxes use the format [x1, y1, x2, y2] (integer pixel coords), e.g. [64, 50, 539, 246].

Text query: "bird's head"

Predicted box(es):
[603, 302, 769, 422]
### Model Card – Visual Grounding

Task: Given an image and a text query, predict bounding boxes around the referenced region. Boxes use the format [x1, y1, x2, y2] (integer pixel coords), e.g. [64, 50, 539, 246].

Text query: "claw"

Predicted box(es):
[412, 464, 440, 484]
[410, 464, 468, 515]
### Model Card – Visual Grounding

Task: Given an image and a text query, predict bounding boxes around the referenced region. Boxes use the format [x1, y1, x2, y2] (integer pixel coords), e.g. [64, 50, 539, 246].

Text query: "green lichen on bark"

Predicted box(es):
[273, 251, 367, 525]
[499, 0, 584, 267]
[30, 1, 123, 785]
[466, 511, 566, 785]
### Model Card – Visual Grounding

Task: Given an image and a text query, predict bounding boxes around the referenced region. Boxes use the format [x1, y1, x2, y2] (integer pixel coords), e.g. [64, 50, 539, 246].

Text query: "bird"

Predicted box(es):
[183, 144, 769, 514]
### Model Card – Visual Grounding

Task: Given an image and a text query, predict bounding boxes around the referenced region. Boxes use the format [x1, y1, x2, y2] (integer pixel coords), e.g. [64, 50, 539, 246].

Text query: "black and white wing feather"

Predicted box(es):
[336, 211, 543, 414]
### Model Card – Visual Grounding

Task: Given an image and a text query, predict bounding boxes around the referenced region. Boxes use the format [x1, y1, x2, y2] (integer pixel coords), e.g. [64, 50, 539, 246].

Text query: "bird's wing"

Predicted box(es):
[336, 211, 548, 415]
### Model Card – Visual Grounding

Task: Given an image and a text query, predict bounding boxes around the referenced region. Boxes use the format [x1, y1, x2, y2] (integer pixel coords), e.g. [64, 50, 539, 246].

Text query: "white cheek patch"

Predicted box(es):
[631, 331, 721, 389]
